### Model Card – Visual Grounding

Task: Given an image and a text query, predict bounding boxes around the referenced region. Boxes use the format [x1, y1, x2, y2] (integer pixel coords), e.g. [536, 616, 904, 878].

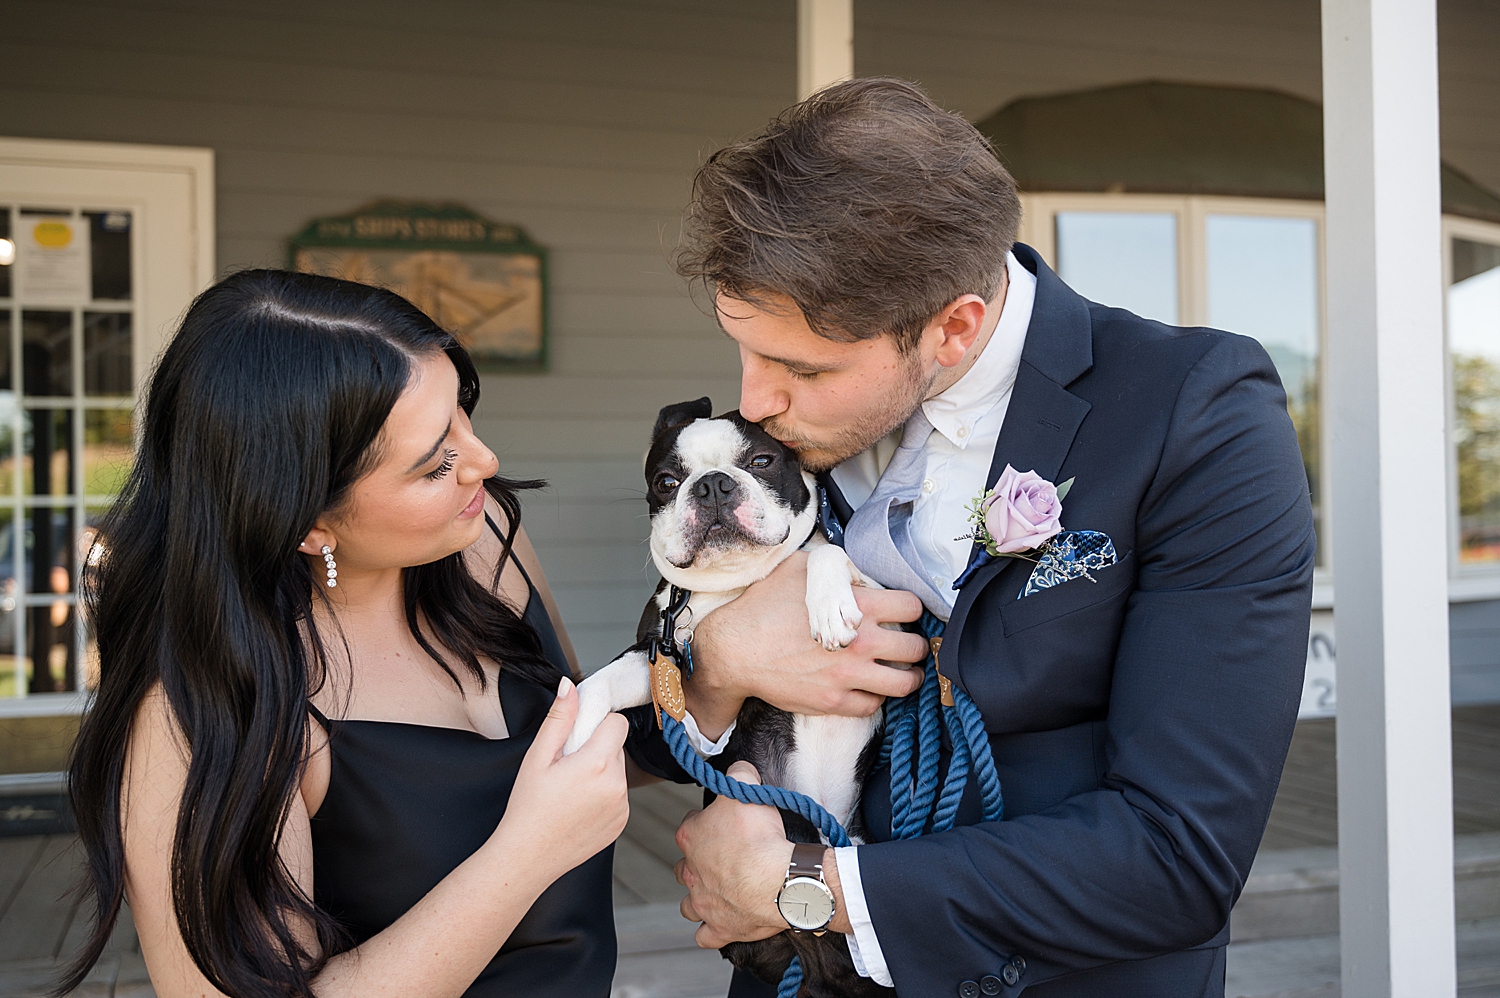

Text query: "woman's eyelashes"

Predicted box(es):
[425, 448, 459, 481]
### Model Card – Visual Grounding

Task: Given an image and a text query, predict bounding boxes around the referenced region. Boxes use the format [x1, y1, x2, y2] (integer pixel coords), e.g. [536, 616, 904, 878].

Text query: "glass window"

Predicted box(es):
[26, 409, 74, 496]
[25, 506, 75, 693]
[1055, 212, 1178, 323]
[84, 409, 132, 495]
[84, 311, 132, 395]
[0, 208, 12, 299]
[0, 509, 15, 698]
[1, 202, 136, 701]
[22, 309, 72, 397]
[1207, 214, 1323, 562]
[1450, 236, 1500, 566]
[84, 211, 131, 301]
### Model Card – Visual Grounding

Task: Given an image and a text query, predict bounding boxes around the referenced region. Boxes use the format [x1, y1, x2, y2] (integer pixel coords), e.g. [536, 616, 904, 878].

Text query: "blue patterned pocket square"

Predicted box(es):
[1019, 530, 1118, 599]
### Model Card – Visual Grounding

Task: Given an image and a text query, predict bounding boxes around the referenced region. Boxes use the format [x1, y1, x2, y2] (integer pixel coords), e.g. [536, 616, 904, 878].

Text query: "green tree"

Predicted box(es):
[1454, 353, 1500, 559]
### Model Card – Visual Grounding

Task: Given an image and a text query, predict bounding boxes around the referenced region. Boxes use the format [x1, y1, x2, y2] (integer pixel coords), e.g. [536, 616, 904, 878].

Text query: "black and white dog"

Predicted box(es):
[562, 398, 894, 997]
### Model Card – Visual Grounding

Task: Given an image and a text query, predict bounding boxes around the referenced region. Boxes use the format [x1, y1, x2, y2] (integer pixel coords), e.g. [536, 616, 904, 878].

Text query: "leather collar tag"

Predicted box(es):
[931, 636, 956, 707]
[651, 651, 687, 728]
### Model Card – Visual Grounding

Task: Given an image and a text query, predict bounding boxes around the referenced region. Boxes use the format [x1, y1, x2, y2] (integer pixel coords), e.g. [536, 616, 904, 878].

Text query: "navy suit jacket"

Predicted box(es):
[818, 244, 1315, 996]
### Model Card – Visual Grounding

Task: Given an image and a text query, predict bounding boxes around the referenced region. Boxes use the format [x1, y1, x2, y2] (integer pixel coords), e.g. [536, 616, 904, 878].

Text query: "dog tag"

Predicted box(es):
[650, 652, 687, 728]
[930, 637, 957, 707]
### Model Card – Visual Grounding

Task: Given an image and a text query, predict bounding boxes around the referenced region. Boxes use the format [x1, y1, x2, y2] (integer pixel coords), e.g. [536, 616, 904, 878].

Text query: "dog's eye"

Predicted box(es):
[750, 455, 774, 469]
[656, 473, 680, 492]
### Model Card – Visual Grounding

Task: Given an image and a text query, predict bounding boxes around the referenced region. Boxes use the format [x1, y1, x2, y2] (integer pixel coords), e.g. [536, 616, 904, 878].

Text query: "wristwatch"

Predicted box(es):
[775, 843, 836, 934]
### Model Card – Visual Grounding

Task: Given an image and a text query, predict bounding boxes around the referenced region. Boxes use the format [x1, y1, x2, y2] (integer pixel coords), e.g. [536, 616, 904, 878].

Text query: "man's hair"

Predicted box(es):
[676, 77, 1022, 352]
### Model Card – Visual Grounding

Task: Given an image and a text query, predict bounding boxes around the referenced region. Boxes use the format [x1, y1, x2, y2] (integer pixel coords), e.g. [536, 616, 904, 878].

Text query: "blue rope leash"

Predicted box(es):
[660, 714, 853, 848]
[777, 956, 803, 998]
[657, 592, 1002, 995]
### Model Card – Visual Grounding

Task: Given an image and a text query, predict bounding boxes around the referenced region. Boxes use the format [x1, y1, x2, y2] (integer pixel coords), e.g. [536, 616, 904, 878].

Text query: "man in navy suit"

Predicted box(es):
[672, 78, 1314, 997]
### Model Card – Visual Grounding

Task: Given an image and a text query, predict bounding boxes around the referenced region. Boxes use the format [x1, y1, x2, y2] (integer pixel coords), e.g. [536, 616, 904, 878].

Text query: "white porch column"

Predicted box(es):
[1321, 0, 1456, 995]
[797, 0, 853, 101]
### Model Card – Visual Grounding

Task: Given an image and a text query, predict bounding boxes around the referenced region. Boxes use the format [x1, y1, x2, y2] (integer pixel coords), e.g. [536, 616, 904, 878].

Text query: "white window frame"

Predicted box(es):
[1443, 214, 1500, 601]
[0, 137, 214, 717]
[1023, 193, 1337, 606]
[1026, 193, 1500, 605]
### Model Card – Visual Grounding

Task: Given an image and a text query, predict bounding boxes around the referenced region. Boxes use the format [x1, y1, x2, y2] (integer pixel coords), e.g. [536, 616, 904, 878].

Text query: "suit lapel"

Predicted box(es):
[944, 245, 1095, 681]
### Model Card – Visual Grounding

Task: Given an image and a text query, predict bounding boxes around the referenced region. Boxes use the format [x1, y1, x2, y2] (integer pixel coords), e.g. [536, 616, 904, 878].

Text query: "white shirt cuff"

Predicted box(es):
[680, 712, 735, 757]
[834, 846, 894, 987]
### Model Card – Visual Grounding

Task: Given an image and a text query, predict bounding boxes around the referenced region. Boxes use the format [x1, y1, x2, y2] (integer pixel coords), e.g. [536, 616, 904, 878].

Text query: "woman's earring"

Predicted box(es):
[321, 545, 338, 588]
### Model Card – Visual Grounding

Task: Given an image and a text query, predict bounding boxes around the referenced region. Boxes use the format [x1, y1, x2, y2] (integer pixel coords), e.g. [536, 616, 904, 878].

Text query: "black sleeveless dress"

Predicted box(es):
[309, 561, 677, 997]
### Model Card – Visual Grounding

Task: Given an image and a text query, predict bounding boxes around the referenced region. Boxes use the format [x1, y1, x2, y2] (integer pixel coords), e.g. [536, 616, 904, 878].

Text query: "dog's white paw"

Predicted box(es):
[561, 651, 653, 755]
[805, 542, 865, 650]
[808, 584, 863, 650]
[562, 694, 611, 756]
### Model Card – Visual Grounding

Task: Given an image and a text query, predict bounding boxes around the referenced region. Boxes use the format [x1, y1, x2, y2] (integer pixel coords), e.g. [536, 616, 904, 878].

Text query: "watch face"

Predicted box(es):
[777, 877, 835, 930]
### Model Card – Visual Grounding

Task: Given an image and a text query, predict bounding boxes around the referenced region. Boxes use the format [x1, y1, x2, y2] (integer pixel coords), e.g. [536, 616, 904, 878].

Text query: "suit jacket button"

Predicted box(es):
[981, 975, 1003, 995]
[1002, 965, 1021, 986]
[959, 981, 981, 998]
[1010, 956, 1027, 974]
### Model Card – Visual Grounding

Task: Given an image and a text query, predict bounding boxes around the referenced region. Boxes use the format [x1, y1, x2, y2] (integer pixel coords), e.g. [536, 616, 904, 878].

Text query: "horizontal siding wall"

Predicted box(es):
[1452, 601, 1500, 705]
[1, 0, 791, 670]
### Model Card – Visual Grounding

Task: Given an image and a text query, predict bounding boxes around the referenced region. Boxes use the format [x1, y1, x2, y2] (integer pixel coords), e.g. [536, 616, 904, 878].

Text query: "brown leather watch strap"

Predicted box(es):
[787, 842, 826, 881]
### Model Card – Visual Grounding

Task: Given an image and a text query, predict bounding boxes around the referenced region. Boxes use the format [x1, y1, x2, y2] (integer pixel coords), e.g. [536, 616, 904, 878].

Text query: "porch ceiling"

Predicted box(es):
[975, 80, 1500, 224]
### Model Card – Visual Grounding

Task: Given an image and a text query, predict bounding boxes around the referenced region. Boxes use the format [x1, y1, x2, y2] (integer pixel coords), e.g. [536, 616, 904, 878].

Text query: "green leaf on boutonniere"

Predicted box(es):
[1055, 476, 1076, 502]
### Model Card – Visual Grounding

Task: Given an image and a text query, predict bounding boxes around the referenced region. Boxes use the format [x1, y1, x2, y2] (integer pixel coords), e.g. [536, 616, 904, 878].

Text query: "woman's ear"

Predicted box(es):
[297, 527, 337, 556]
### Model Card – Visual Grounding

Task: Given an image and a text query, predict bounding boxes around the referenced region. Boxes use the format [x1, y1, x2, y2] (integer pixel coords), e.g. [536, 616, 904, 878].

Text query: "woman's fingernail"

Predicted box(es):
[558, 675, 574, 698]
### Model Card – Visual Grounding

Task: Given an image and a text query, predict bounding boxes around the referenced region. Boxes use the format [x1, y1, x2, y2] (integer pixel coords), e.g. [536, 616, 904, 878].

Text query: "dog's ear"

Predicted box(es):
[652, 397, 713, 440]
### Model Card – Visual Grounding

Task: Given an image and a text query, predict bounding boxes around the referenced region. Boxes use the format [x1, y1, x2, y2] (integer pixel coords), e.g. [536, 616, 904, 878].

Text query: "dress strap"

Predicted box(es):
[308, 701, 332, 732]
[483, 510, 536, 594]
[509, 547, 537, 593]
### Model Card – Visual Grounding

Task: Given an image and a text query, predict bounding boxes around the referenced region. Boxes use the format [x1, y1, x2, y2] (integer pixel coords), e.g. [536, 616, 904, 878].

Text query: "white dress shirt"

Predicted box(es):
[829, 252, 1037, 985]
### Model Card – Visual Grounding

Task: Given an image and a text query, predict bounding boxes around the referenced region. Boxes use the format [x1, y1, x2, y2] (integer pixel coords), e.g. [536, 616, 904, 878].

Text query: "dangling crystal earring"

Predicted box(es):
[321, 545, 338, 588]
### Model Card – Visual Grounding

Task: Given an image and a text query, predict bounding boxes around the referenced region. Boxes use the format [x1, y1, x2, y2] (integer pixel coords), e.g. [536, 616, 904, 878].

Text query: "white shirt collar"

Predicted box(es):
[920, 251, 1037, 448]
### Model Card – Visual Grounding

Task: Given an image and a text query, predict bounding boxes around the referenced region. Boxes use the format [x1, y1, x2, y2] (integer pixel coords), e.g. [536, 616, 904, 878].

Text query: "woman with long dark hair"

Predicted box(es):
[60, 269, 662, 998]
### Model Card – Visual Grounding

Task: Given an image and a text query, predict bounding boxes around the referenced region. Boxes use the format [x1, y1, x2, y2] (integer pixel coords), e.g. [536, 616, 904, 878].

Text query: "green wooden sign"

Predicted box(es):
[289, 200, 549, 370]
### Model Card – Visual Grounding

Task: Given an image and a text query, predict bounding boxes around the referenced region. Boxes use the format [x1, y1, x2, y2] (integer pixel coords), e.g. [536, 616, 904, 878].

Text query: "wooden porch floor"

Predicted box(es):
[1261, 704, 1500, 849]
[0, 707, 1495, 997]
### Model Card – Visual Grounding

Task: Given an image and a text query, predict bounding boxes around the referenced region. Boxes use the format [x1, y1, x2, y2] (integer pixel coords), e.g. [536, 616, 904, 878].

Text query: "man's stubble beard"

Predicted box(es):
[761, 355, 936, 474]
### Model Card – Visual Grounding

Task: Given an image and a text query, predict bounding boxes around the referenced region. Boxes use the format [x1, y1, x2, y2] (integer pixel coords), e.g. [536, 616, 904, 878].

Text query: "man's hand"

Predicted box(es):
[684, 551, 928, 739]
[675, 762, 853, 947]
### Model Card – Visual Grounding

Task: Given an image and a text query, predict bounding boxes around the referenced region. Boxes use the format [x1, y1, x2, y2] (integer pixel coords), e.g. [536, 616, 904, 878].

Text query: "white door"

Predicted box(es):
[0, 138, 213, 715]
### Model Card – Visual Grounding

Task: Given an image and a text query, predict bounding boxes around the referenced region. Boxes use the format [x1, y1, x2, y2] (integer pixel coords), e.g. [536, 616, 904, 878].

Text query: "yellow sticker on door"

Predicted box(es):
[32, 221, 73, 248]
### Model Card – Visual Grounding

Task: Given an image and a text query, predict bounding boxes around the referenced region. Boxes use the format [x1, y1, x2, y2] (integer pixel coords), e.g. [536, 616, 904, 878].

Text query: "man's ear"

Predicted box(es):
[931, 295, 990, 368]
[652, 397, 713, 440]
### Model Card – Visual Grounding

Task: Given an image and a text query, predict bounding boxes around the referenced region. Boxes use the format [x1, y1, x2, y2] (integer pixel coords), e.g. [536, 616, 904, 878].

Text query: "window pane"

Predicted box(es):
[0, 391, 13, 494]
[84, 311, 132, 395]
[25, 506, 75, 693]
[84, 409, 133, 494]
[0, 208, 12, 299]
[22, 309, 72, 397]
[0, 307, 10, 391]
[81, 507, 108, 691]
[0, 509, 16, 698]
[1450, 237, 1500, 565]
[85, 211, 131, 301]
[1207, 215, 1322, 564]
[25, 409, 74, 496]
[1055, 212, 1178, 323]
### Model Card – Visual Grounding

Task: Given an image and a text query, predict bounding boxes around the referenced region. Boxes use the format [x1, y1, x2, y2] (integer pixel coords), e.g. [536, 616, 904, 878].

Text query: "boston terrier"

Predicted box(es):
[563, 398, 895, 997]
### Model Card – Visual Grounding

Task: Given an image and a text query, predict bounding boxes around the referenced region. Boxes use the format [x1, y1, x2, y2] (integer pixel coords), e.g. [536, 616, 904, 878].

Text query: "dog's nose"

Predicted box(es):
[694, 471, 737, 503]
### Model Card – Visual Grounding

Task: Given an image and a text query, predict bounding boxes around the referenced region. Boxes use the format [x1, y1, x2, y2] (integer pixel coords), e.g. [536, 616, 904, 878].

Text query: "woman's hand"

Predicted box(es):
[491, 676, 630, 881]
[684, 552, 929, 739]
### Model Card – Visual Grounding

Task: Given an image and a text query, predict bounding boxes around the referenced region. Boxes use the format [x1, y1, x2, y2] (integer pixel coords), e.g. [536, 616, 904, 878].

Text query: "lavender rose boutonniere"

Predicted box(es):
[961, 465, 1074, 556]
